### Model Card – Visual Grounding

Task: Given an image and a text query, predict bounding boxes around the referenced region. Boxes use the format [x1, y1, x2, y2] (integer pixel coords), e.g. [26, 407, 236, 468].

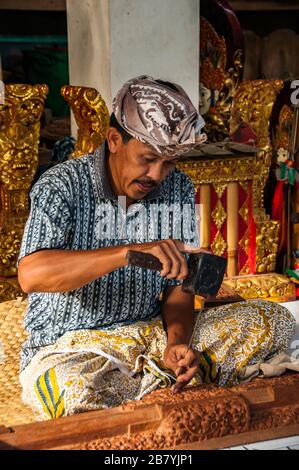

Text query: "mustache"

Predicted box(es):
[134, 179, 158, 187]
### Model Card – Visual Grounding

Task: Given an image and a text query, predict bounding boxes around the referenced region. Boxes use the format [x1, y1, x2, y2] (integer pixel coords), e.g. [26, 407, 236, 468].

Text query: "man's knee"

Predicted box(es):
[20, 367, 67, 421]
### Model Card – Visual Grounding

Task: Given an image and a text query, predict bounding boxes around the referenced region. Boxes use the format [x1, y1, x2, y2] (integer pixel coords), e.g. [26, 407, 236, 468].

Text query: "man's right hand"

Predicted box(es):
[123, 240, 209, 281]
[18, 240, 209, 293]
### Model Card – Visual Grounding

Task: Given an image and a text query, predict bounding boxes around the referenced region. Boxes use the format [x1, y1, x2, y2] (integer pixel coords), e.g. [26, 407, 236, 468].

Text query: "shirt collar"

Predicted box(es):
[93, 143, 163, 202]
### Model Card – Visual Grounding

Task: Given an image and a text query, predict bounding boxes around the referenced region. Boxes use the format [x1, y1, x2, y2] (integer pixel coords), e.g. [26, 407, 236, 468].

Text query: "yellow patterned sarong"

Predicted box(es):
[20, 300, 296, 421]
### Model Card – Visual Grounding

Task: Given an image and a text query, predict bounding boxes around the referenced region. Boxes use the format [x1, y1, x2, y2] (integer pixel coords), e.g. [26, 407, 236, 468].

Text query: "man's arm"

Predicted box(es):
[162, 285, 195, 345]
[161, 285, 200, 385]
[18, 247, 128, 293]
[18, 239, 201, 293]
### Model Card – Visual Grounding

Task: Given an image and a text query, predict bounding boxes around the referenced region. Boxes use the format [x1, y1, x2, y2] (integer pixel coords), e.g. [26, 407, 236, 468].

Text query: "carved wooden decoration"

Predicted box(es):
[61, 85, 109, 158]
[0, 84, 48, 301]
[0, 374, 298, 450]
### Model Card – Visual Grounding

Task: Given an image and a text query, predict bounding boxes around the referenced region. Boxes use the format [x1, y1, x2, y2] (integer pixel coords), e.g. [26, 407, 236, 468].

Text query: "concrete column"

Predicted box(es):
[109, 0, 199, 108]
[66, 0, 111, 137]
[66, 0, 199, 115]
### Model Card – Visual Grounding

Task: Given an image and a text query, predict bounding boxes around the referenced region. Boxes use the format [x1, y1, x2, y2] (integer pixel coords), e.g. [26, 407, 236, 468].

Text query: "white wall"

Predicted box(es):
[66, 0, 111, 109]
[67, 0, 199, 117]
[110, 0, 199, 109]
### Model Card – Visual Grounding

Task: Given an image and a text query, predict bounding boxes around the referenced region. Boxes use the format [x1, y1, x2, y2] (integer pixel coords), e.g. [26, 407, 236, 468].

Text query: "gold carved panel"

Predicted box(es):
[200, 16, 243, 141]
[0, 84, 48, 298]
[230, 79, 284, 152]
[178, 153, 279, 276]
[61, 86, 109, 158]
[179, 79, 285, 277]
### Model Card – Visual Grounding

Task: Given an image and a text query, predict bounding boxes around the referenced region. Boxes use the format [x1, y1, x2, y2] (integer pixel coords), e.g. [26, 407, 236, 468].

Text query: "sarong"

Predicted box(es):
[20, 300, 297, 421]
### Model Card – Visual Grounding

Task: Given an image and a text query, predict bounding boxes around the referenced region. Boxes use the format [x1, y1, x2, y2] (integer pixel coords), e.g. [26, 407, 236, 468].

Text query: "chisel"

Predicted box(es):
[172, 300, 205, 394]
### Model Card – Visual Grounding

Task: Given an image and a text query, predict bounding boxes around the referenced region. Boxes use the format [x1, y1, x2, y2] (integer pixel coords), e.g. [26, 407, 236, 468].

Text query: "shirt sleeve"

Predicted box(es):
[17, 178, 72, 267]
[165, 173, 200, 288]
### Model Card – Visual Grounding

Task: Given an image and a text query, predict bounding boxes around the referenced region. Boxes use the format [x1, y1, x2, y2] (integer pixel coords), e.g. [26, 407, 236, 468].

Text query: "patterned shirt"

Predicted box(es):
[18, 143, 199, 371]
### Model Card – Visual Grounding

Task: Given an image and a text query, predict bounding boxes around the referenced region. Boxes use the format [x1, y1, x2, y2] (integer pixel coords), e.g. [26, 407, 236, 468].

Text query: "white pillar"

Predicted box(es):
[67, 0, 199, 115]
[110, 0, 199, 108]
[66, 0, 111, 126]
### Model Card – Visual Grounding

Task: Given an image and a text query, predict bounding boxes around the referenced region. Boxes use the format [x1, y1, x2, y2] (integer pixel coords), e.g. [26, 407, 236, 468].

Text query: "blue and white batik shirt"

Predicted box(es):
[18, 143, 199, 371]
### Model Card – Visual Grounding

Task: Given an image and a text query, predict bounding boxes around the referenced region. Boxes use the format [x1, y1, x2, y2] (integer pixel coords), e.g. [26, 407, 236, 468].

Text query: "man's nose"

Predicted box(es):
[146, 161, 163, 183]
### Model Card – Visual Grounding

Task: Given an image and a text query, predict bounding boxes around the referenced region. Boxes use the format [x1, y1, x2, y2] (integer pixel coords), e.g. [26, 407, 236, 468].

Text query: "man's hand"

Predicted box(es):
[124, 239, 210, 281]
[163, 343, 200, 386]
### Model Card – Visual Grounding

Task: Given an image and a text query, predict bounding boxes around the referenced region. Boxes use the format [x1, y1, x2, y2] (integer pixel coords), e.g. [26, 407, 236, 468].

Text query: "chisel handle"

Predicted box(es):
[126, 250, 163, 271]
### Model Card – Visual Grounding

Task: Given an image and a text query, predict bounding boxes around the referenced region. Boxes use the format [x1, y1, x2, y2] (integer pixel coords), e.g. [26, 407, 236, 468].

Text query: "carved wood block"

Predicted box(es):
[0, 374, 299, 450]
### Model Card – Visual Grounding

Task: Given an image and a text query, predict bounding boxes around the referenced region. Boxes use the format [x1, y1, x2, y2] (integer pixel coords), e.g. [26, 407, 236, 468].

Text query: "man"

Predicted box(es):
[18, 76, 295, 420]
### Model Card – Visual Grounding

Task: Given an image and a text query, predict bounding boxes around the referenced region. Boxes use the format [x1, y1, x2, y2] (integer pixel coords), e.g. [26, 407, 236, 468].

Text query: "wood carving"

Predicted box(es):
[61, 85, 109, 158]
[0, 84, 48, 301]
[199, 16, 243, 141]
[0, 374, 299, 450]
[80, 396, 249, 451]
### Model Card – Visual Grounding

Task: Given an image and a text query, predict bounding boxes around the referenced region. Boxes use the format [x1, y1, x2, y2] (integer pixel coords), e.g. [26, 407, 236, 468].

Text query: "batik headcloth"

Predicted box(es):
[112, 75, 206, 158]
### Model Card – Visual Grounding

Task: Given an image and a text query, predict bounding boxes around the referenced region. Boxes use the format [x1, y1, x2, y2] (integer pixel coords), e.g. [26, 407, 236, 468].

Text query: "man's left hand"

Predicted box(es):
[163, 343, 200, 386]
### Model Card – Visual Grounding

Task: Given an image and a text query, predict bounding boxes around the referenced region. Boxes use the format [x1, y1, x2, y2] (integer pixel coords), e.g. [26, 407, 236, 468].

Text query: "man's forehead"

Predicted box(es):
[142, 143, 179, 162]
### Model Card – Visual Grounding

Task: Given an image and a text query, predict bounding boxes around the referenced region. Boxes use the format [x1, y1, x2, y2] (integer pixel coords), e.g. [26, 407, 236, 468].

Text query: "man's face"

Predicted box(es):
[107, 129, 179, 201]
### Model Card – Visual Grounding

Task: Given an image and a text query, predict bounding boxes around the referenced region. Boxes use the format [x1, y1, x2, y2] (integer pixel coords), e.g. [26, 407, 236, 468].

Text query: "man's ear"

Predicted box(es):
[106, 127, 123, 154]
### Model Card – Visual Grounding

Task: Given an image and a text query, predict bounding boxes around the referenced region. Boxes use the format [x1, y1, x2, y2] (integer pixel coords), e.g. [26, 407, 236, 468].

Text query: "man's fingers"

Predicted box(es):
[174, 349, 199, 380]
[176, 361, 199, 383]
[152, 245, 172, 277]
[152, 243, 186, 279]
[135, 239, 192, 280]
[164, 345, 200, 381]
[177, 349, 198, 368]
[174, 365, 185, 377]
[181, 243, 212, 254]
[165, 348, 185, 370]
[160, 242, 183, 279]
[169, 240, 189, 280]
[174, 345, 190, 363]
[164, 240, 188, 280]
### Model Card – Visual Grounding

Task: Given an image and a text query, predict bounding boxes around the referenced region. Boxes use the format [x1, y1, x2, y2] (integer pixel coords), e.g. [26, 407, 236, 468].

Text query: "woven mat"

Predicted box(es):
[0, 298, 36, 427]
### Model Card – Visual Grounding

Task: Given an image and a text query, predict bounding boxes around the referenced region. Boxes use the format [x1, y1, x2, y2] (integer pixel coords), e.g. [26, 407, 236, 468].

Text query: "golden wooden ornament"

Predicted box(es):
[61, 85, 109, 158]
[200, 16, 243, 141]
[0, 84, 48, 298]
